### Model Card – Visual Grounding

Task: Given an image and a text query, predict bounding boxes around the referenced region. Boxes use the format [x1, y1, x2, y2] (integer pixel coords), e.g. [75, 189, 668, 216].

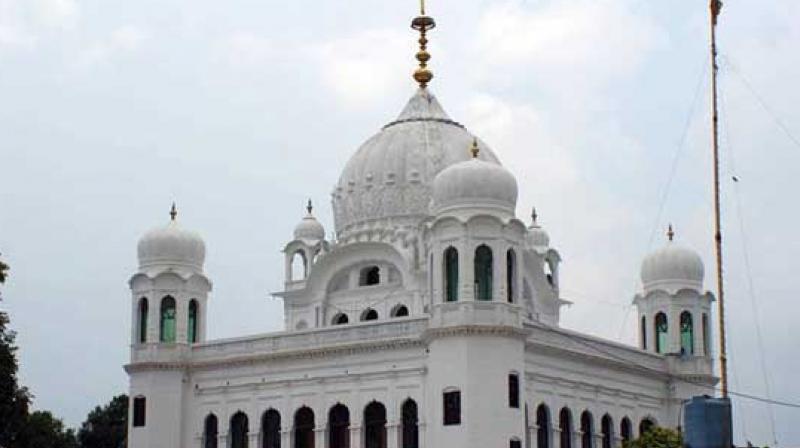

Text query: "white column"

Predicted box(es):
[387, 422, 399, 448]
[350, 425, 362, 448]
[281, 428, 291, 448]
[314, 427, 325, 448]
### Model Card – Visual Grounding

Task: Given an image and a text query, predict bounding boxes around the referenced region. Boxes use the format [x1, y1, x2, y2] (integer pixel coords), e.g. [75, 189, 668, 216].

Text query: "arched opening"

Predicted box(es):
[545, 260, 555, 287]
[444, 247, 459, 302]
[291, 251, 307, 281]
[558, 408, 572, 448]
[654, 312, 668, 354]
[137, 298, 148, 344]
[507, 249, 516, 303]
[536, 404, 551, 448]
[332, 313, 349, 325]
[600, 414, 612, 448]
[363, 401, 386, 448]
[204, 413, 218, 448]
[359, 266, 380, 286]
[361, 308, 378, 322]
[510, 438, 522, 448]
[639, 418, 655, 436]
[640, 315, 647, 350]
[401, 399, 418, 448]
[159, 296, 176, 343]
[580, 411, 593, 448]
[230, 411, 249, 448]
[474, 245, 493, 301]
[328, 403, 350, 448]
[188, 299, 199, 343]
[508, 373, 520, 408]
[391, 304, 409, 318]
[294, 406, 314, 448]
[620, 417, 632, 443]
[702, 313, 710, 356]
[262, 409, 280, 448]
[680, 311, 694, 355]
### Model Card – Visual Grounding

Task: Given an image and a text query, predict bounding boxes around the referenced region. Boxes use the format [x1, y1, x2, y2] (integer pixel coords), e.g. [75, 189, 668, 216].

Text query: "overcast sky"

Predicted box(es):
[1, 0, 798, 445]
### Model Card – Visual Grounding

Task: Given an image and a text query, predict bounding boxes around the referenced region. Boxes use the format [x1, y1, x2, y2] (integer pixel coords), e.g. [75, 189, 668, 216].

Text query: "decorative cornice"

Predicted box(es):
[422, 324, 530, 342]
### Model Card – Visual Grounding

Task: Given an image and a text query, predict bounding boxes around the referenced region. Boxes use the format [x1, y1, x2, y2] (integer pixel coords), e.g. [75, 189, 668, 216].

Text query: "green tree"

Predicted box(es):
[623, 426, 683, 448]
[17, 411, 79, 448]
[0, 254, 8, 284]
[77, 394, 128, 448]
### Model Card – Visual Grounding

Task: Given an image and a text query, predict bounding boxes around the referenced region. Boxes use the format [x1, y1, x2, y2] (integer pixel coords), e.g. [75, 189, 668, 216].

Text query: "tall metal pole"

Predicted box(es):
[709, 0, 728, 399]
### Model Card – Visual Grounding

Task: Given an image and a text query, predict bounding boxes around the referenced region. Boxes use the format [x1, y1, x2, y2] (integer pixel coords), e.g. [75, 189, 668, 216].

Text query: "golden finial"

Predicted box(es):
[170, 202, 177, 221]
[411, 0, 435, 88]
[306, 199, 313, 215]
[532, 207, 538, 225]
[470, 137, 480, 158]
[667, 223, 675, 242]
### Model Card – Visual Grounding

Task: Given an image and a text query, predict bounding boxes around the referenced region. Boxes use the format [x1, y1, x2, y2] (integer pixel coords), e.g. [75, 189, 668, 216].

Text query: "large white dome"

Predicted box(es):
[640, 242, 704, 292]
[432, 147, 517, 215]
[332, 88, 501, 236]
[137, 219, 205, 271]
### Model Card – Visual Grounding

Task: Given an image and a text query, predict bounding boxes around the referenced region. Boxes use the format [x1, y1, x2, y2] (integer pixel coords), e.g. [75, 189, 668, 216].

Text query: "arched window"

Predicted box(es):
[558, 408, 572, 448]
[391, 305, 409, 318]
[401, 399, 418, 448]
[680, 311, 694, 355]
[474, 245, 493, 301]
[363, 401, 387, 448]
[640, 315, 647, 350]
[580, 411, 593, 448]
[262, 409, 280, 448]
[361, 308, 378, 322]
[188, 299, 199, 344]
[291, 251, 307, 281]
[328, 403, 350, 448]
[132, 396, 146, 427]
[600, 415, 612, 448]
[444, 247, 459, 302]
[506, 249, 516, 303]
[138, 298, 148, 344]
[294, 407, 314, 448]
[639, 418, 655, 436]
[230, 411, 249, 448]
[332, 313, 349, 325]
[536, 404, 551, 448]
[508, 373, 520, 408]
[654, 312, 668, 354]
[620, 417, 632, 443]
[702, 313, 710, 356]
[160, 296, 176, 343]
[359, 266, 380, 286]
[204, 413, 218, 448]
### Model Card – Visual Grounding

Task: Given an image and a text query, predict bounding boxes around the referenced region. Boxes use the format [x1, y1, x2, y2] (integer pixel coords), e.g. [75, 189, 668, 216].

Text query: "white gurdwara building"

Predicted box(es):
[125, 9, 717, 448]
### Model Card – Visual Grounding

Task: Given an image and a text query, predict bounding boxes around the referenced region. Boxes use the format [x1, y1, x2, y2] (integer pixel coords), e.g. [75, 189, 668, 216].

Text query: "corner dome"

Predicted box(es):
[432, 142, 518, 215]
[332, 88, 501, 236]
[294, 203, 325, 241]
[640, 241, 704, 292]
[526, 209, 550, 250]
[137, 218, 205, 272]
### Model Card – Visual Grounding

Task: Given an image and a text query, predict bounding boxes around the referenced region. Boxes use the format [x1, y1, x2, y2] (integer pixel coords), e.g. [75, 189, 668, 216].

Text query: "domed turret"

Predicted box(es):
[137, 204, 205, 272]
[293, 200, 325, 241]
[432, 138, 517, 215]
[526, 207, 550, 250]
[640, 225, 704, 293]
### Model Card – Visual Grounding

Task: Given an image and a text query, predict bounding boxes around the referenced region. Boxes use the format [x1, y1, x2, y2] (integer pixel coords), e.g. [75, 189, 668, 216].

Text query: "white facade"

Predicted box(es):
[125, 26, 717, 448]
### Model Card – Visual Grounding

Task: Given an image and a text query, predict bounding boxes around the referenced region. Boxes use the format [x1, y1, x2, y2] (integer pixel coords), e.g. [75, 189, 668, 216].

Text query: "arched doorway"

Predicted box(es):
[328, 404, 350, 448]
[294, 407, 314, 448]
[536, 404, 551, 448]
[230, 412, 249, 448]
[262, 409, 280, 448]
[401, 399, 418, 448]
[363, 401, 386, 448]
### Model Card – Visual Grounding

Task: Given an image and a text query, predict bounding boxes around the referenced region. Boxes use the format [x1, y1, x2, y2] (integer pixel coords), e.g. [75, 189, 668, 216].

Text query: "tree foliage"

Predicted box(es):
[623, 426, 683, 448]
[77, 394, 128, 448]
[0, 309, 32, 447]
[16, 411, 79, 448]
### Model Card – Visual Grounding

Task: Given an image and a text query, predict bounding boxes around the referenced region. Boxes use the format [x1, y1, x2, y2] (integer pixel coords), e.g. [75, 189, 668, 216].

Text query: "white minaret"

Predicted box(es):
[126, 204, 212, 448]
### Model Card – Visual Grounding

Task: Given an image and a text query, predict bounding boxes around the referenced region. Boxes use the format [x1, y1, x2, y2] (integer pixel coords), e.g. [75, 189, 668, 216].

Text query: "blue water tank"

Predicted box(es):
[683, 396, 733, 448]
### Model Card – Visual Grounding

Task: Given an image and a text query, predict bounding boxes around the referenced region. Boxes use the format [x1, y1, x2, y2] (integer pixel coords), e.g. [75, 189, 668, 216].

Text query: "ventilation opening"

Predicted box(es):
[359, 266, 380, 286]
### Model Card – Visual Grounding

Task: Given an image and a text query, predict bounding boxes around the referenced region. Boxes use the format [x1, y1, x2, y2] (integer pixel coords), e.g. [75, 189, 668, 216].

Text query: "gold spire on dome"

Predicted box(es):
[306, 199, 313, 215]
[411, 0, 435, 88]
[531, 207, 538, 225]
[170, 202, 177, 221]
[470, 137, 480, 158]
[667, 223, 675, 242]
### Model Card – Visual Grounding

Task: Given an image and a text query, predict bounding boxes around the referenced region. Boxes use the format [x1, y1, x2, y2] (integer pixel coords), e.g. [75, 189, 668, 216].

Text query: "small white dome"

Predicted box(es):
[641, 240, 704, 292]
[432, 142, 518, 214]
[137, 217, 205, 271]
[293, 201, 326, 241]
[526, 208, 550, 249]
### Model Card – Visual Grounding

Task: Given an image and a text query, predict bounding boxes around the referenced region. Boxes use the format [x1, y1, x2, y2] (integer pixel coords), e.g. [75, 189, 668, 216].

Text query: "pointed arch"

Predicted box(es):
[475, 245, 493, 301]
[294, 406, 314, 448]
[328, 403, 350, 448]
[600, 414, 613, 448]
[654, 312, 668, 353]
[364, 401, 387, 448]
[580, 411, 593, 448]
[640, 315, 647, 350]
[536, 404, 551, 448]
[137, 297, 148, 344]
[391, 304, 410, 317]
[291, 250, 307, 281]
[401, 399, 418, 448]
[639, 418, 655, 436]
[262, 409, 280, 448]
[332, 313, 349, 325]
[680, 311, 694, 355]
[620, 417, 632, 443]
[188, 299, 199, 343]
[159, 296, 176, 343]
[559, 407, 572, 448]
[230, 411, 249, 448]
[702, 313, 710, 356]
[444, 246, 459, 302]
[360, 308, 378, 321]
[506, 249, 517, 303]
[204, 413, 218, 448]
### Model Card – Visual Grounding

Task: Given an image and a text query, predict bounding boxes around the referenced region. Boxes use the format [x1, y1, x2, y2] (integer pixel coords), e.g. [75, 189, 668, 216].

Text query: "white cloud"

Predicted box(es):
[0, 0, 78, 50]
[72, 25, 149, 69]
[33, 0, 79, 29]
